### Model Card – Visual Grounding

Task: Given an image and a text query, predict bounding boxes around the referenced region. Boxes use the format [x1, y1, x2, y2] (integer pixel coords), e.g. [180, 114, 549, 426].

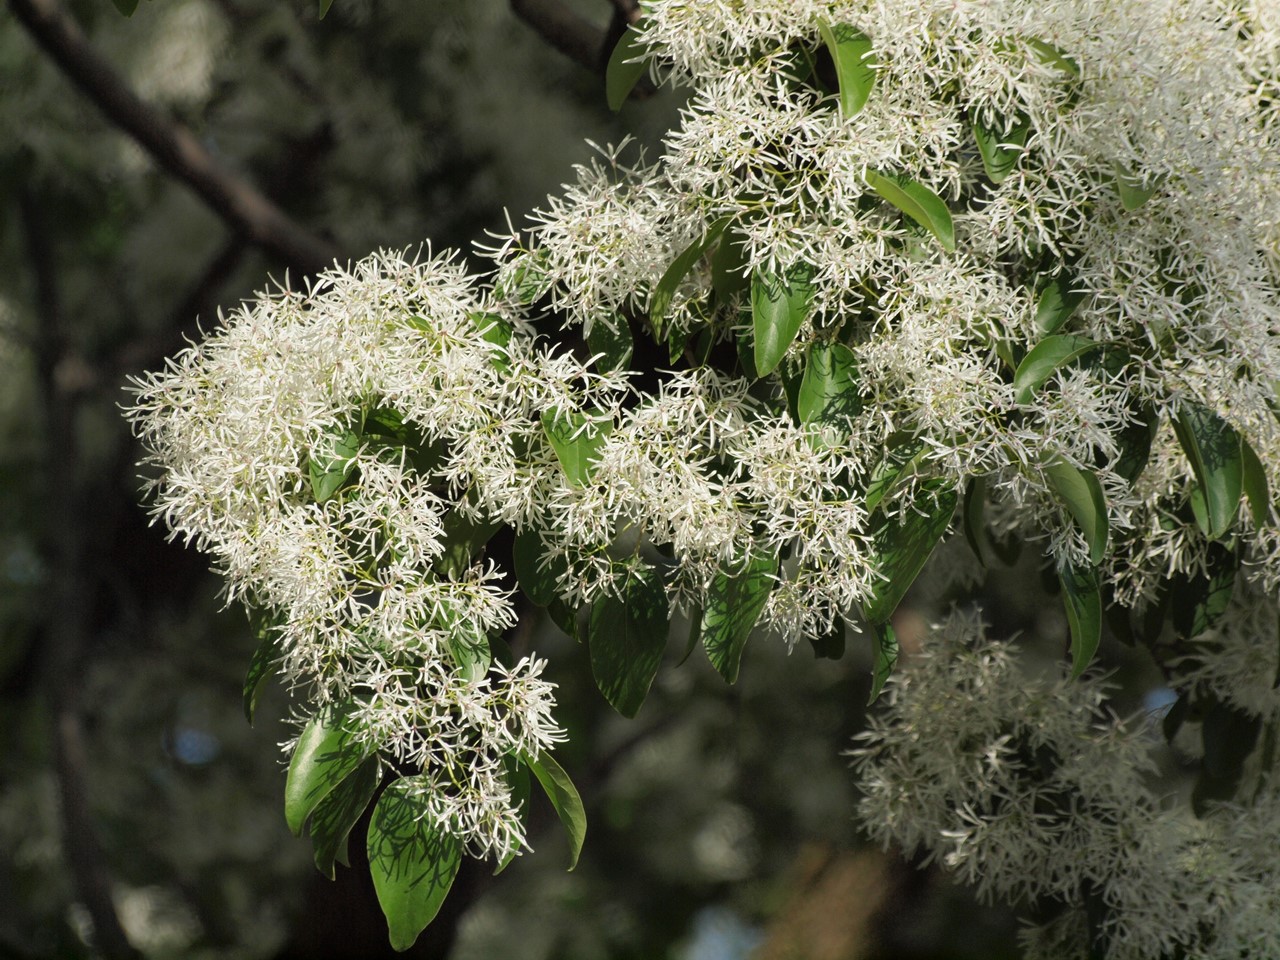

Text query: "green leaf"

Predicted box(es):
[864, 435, 928, 513]
[542, 410, 612, 486]
[678, 608, 702, 666]
[589, 562, 669, 717]
[752, 264, 814, 377]
[701, 552, 777, 684]
[112, 0, 139, 16]
[445, 622, 491, 684]
[587, 317, 634, 373]
[972, 111, 1030, 184]
[547, 599, 582, 642]
[1172, 402, 1243, 540]
[494, 755, 531, 875]
[1012, 334, 1101, 405]
[863, 170, 955, 252]
[434, 506, 501, 580]
[710, 227, 750, 302]
[1044, 462, 1109, 566]
[1172, 544, 1237, 640]
[367, 778, 462, 951]
[868, 621, 898, 704]
[310, 757, 379, 879]
[523, 750, 586, 870]
[513, 530, 567, 607]
[797, 342, 862, 436]
[243, 620, 279, 726]
[962, 475, 993, 567]
[309, 428, 361, 503]
[470, 311, 512, 372]
[1026, 38, 1081, 78]
[650, 220, 728, 335]
[1113, 164, 1160, 211]
[1241, 437, 1272, 526]
[1034, 274, 1086, 335]
[863, 483, 957, 623]
[1193, 700, 1261, 814]
[808, 617, 846, 661]
[285, 702, 370, 836]
[606, 24, 649, 111]
[1059, 561, 1101, 678]
[1114, 405, 1159, 486]
[318, 0, 334, 19]
[818, 23, 876, 117]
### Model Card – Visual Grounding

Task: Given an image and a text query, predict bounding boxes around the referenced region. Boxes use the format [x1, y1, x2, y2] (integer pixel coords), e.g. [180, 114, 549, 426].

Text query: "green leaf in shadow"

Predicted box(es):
[589, 561, 670, 717]
[702, 552, 777, 684]
[285, 701, 370, 836]
[1059, 561, 1101, 678]
[863, 482, 957, 623]
[1172, 401, 1243, 540]
[367, 777, 462, 952]
[310, 756, 380, 879]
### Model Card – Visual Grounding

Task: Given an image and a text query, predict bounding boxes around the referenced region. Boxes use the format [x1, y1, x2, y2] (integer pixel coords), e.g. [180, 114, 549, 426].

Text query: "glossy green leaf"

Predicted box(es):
[1034, 273, 1086, 335]
[972, 111, 1030, 184]
[606, 24, 649, 111]
[863, 170, 955, 252]
[547, 599, 582, 643]
[808, 617, 846, 661]
[285, 702, 369, 836]
[542, 410, 612, 487]
[318, 0, 335, 18]
[523, 750, 587, 870]
[494, 755, 531, 875]
[797, 342, 862, 434]
[446, 622, 491, 684]
[243, 620, 279, 726]
[868, 621, 898, 704]
[310, 757, 379, 879]
[702, 552, 777, 684]
[435, 506, 501, 581]
[1044, 462, 1109, 566]
[650, 220, 728, 335]
[818, 22, 876, 117]
[1013, 335, 1100, 405]
[864, 436, 928, 514]
[1059, 561, 1101, 678]
[112, 0, 139, 16]
[962, 475, 993, 567]
[1241, 437, 1272, 526]
[864, 483, 957, 623]
[513, 530, 567, 607]
[587, 317, 634, 372]
[309, 428, 361, 503]
[470, 311, 512, 372]
[710, 227, 749, 302]
[752, 264, 814, 377]
[678, 607, 702, 667]
[589, 562, 669, 717]
[1173, 402, 1243, 540]
[367, 777, 462, 951]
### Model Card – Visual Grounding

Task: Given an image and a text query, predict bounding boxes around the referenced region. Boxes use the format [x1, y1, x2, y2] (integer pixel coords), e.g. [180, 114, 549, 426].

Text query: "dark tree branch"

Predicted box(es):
[20, 192, 142, 960]
[509, 0, 603, 73]
[605, 0, 641, 25]
[8, 0, 340, 276]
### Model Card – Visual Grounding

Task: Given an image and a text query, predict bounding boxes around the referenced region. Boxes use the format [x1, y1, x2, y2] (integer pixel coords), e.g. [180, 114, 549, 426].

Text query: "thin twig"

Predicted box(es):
[9, 0, 340, 275]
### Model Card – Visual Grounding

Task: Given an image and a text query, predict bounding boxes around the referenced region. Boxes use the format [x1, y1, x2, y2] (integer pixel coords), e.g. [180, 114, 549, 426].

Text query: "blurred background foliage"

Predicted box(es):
[0, 0, 1135, 956]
